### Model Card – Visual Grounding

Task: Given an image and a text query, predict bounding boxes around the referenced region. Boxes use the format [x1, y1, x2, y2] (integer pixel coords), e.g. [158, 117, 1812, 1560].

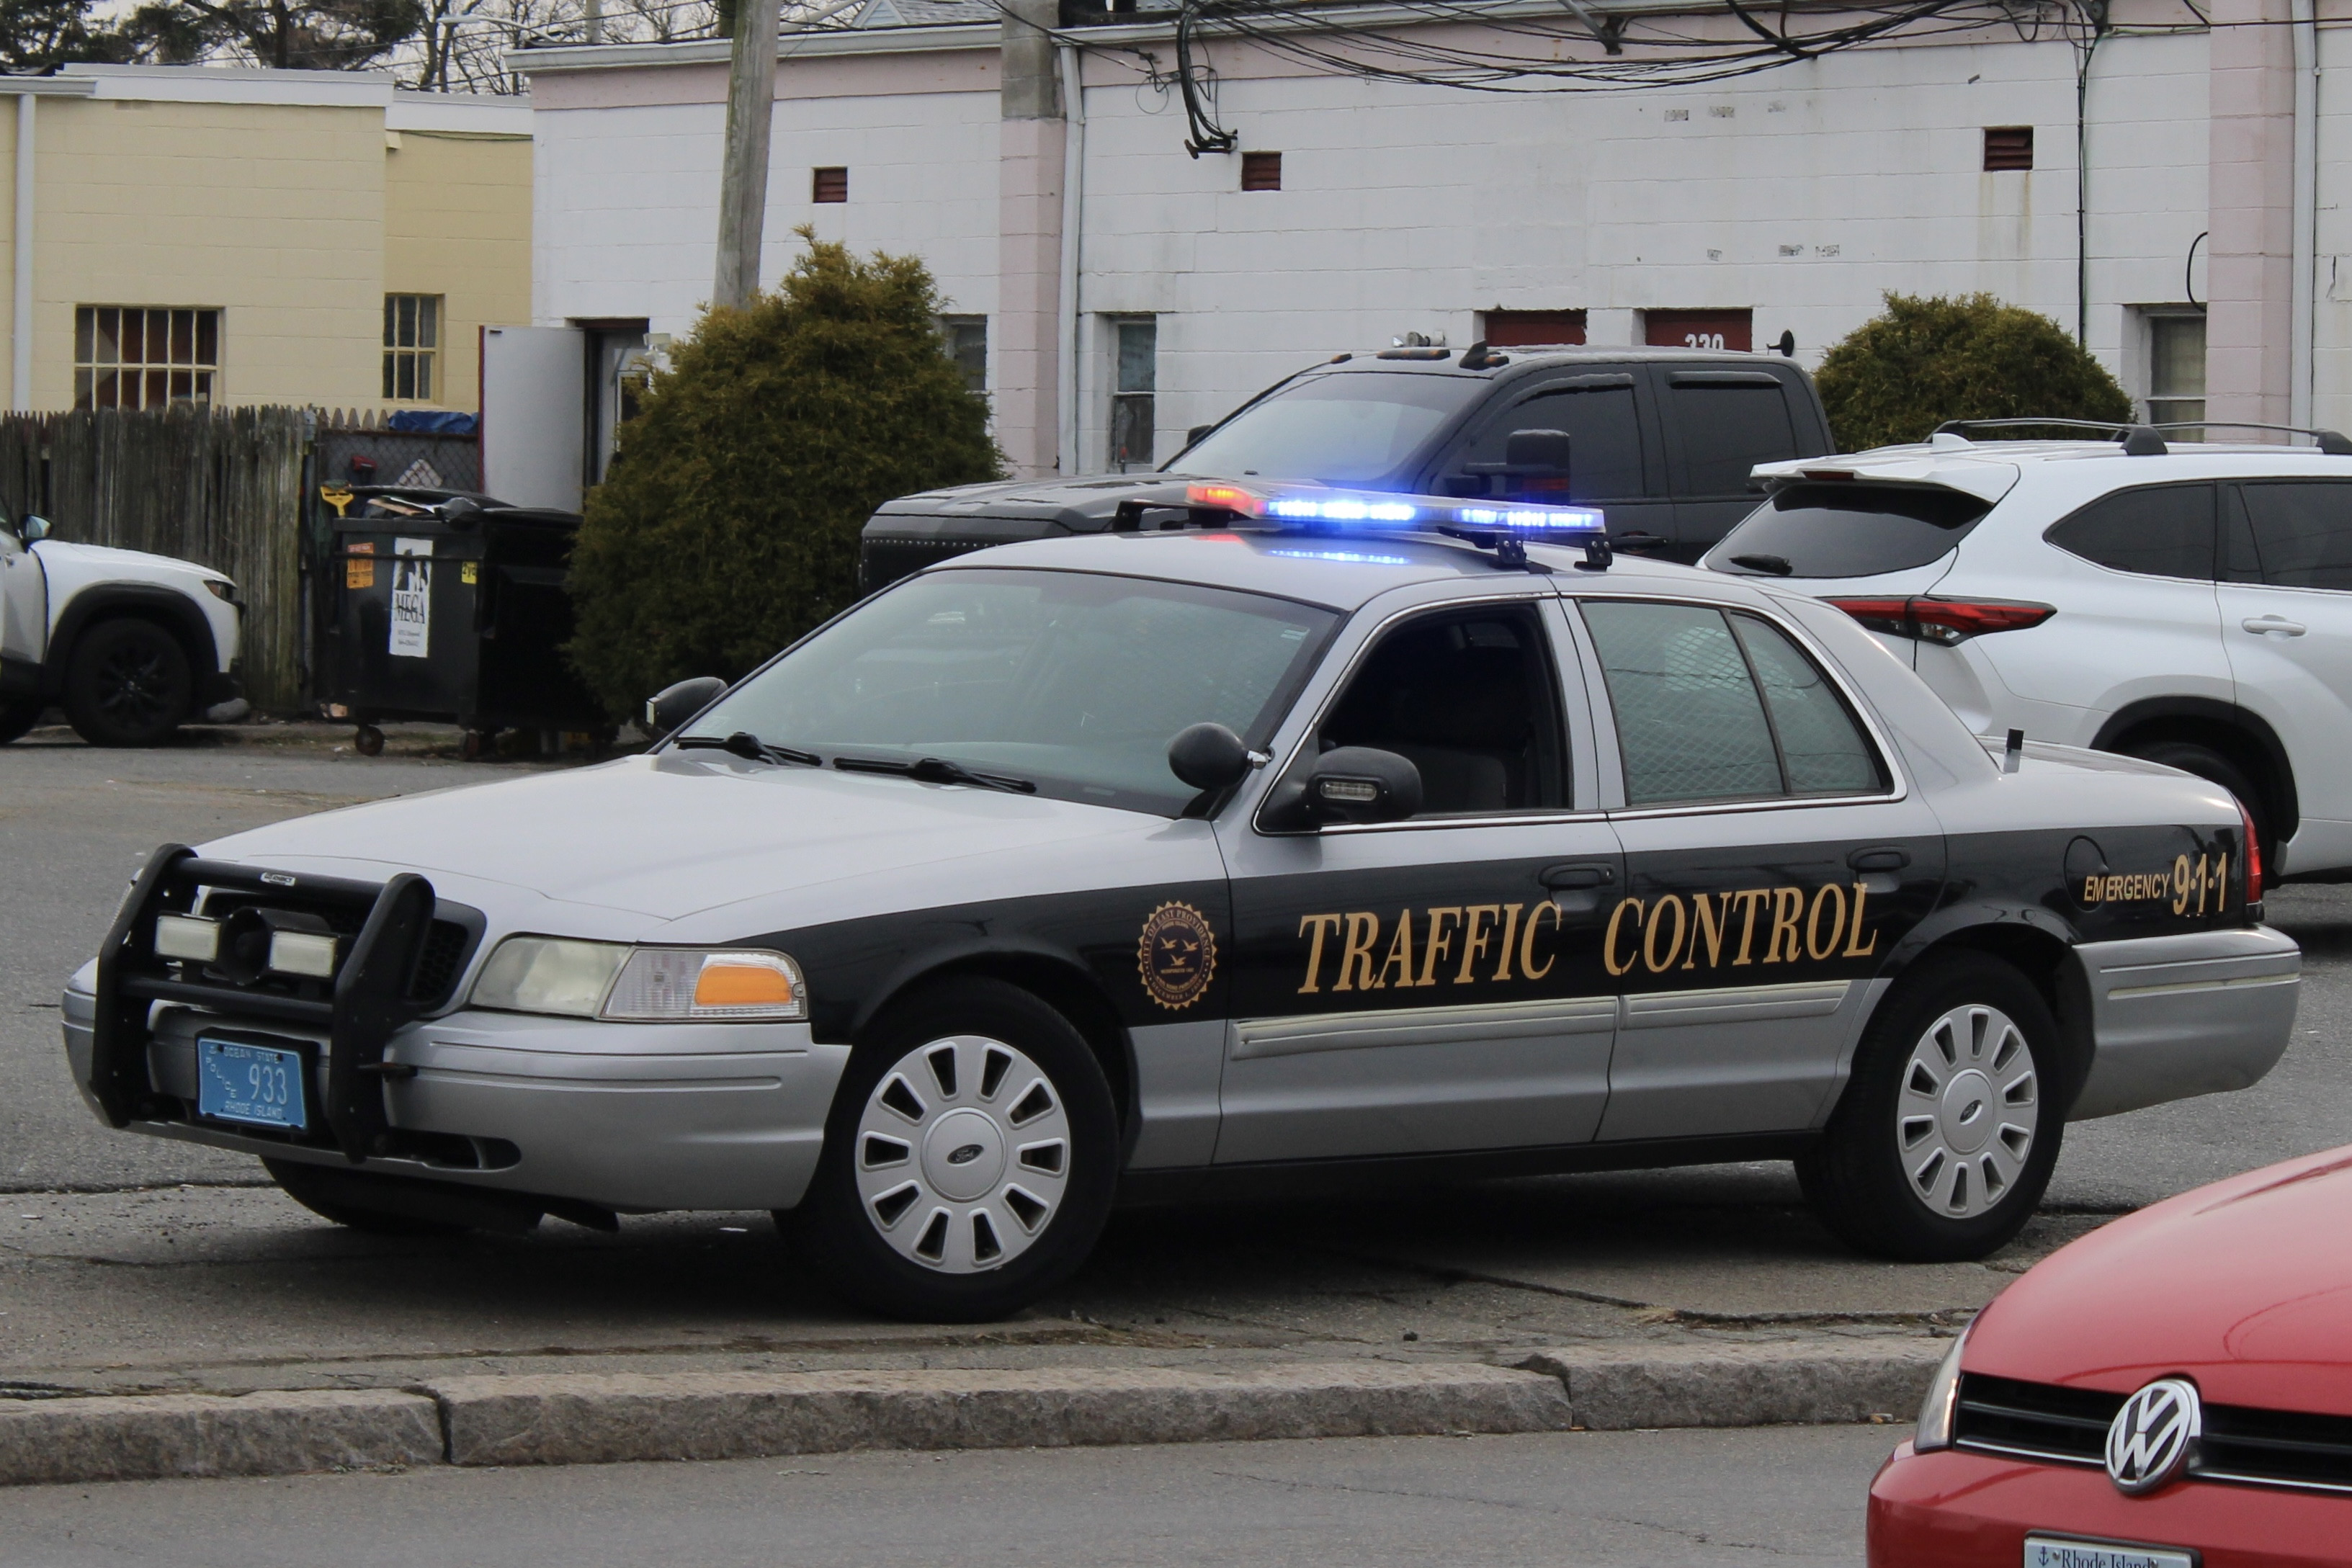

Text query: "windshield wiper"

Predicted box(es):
[674, 732, 821, 767]
[833, 754, 1037, 794]
[1728, 553, 1794, 576]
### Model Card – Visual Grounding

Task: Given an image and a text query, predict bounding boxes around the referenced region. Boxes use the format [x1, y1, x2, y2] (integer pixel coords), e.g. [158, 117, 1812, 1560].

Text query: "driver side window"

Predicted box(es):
[1318, 604, 1569, 815]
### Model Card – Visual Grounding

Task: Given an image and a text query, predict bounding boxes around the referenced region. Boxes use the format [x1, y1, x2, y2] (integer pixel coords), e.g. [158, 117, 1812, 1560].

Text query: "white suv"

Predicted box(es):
[1703, 425, 2352, 877]
[1, 509, 244, 747]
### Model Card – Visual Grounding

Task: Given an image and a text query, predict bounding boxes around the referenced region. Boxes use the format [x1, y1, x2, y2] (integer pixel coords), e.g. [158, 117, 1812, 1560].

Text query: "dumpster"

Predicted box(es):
[316, 488, 607, 758]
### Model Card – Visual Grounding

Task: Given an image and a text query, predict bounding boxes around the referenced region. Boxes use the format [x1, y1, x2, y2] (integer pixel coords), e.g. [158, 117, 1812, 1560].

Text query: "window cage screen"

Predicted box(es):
[75, 307, 219, 410]
[814, 166, 849, 203]
[383, 295, 439, 402]
[1241, 151, 1282, 191]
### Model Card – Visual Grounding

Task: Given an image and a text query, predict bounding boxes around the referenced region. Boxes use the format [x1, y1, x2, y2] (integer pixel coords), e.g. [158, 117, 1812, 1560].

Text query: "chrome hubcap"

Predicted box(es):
[1897, 1003, 2037, 1219]
[853, 1034, 1070, 1273]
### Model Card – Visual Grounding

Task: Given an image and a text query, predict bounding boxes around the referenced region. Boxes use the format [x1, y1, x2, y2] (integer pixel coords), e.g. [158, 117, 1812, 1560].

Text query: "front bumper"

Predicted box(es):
[64, 979, 849, 1212]
[2070, 926, 2300, 1119]
[1870, 1442, 2351, 1567]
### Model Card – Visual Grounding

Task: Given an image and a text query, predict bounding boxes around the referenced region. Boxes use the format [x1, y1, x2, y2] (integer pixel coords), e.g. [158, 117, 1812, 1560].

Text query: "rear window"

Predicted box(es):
[1705, 483, 1992, 580]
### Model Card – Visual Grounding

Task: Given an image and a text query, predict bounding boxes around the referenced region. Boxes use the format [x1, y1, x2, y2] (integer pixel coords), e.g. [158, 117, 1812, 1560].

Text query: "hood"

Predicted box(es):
[193, 751, 1197, 938]
[870, 475, 1193, 532]
[34, 538, 227, 581]
[1968, 1146, 2352, 1414]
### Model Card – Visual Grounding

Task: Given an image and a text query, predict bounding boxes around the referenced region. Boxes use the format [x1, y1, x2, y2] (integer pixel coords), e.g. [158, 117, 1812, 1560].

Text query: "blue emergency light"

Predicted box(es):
[1184, 480, 1611, 569]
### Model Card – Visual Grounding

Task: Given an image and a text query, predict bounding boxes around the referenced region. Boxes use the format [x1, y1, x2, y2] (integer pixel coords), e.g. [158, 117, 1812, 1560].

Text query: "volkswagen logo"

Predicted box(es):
[2105, 1377, 2201, 1495]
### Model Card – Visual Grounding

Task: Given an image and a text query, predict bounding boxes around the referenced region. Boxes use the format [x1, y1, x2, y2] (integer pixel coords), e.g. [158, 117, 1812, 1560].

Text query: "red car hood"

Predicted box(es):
[1969, 1146, 2352, 1413]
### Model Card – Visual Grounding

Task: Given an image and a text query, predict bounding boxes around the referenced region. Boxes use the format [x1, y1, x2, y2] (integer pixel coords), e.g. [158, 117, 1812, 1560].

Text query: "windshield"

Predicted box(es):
[1168, 372, 1482, 485]
[1704, 482, 1993, 579]
[678, 568, 1338, 816]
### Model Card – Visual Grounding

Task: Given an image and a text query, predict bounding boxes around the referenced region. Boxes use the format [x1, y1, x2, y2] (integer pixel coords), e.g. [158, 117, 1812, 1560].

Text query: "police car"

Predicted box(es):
[60, 486, 2300, 1321]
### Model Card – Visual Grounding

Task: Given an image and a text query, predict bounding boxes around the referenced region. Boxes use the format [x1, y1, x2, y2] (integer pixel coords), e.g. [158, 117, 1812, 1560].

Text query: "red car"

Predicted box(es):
[1871, 1145, 2352, 1566]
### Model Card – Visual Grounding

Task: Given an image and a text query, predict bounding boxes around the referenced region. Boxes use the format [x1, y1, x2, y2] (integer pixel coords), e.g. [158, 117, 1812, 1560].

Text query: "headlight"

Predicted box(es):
[1913, 1327, 1971, 1452]
[470, 937, 630, 1018]
[469, 938, 805, 1022]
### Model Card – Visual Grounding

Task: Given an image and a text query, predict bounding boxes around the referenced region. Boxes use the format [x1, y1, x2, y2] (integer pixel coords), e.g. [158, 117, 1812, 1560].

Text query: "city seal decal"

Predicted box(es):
[1139, 901, 1217, 1011]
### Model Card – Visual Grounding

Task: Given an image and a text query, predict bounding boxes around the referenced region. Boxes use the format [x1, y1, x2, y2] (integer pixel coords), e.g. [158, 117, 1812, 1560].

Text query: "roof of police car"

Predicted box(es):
[926, 527, 1768, 613]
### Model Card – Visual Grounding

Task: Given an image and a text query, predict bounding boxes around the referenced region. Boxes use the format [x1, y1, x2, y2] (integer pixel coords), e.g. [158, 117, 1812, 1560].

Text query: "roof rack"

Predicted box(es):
[1931, 416, 2352, 457]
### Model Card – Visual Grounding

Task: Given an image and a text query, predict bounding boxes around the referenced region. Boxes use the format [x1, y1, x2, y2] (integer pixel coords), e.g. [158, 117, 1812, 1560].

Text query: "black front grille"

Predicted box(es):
[1954, 1373, 2120, 1465]
[406, 919, 477, 1005]
[2201, 1402, 2352, 1494]
[1957, 1372, 2352, 1497]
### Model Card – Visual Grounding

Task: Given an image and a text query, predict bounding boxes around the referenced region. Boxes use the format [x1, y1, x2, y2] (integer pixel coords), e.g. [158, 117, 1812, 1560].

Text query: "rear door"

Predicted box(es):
[1655, 368, 1815, 558]
[2216, 479, 2352, 861]
[1427, 370, 1674, 555]
[1572, 594, 1945, 1140]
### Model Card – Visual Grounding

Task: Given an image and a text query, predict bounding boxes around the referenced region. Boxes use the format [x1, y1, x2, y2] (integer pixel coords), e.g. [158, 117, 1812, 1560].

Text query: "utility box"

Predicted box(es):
[317, 490, 605, 755]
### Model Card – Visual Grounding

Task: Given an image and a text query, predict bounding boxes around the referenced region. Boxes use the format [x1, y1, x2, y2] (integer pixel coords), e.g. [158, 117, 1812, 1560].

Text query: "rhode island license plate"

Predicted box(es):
[2025, 1538, 2195, 1568]
[197, 1037, 310, 1132]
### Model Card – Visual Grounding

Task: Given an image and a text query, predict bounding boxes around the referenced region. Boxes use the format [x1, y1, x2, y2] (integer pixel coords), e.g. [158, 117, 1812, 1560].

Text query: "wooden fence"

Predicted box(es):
[0, 406, 479, 716]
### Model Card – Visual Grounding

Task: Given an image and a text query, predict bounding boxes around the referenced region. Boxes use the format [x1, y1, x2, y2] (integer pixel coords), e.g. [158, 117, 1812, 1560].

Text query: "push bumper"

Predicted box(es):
[2069, 926, 2299, 1120]
[1869, 1442, 2350, 1567]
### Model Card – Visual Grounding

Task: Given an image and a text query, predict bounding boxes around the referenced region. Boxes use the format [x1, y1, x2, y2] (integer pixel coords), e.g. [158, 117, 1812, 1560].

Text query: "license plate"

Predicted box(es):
[196, 1038, 310, 1132]
[2025, 1538, 2195, 1568]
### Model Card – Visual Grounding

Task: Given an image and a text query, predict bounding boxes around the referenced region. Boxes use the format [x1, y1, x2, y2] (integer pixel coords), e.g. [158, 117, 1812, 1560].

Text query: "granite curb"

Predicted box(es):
[0, 1346, 1944, 1488]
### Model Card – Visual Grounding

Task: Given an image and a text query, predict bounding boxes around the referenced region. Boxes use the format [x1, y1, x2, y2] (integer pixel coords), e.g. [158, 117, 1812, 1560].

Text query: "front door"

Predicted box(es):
[1213, 596, 1625, 1163]
[2217, 478, 2352, 869]
[1428, 372, 1675, 558]
[0, 522, 44, 688]
[1572, 596, 1944, 1141]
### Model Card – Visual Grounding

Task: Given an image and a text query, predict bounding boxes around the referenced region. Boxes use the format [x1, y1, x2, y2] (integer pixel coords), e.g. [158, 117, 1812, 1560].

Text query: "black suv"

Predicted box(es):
[860, 344, 1834, 588]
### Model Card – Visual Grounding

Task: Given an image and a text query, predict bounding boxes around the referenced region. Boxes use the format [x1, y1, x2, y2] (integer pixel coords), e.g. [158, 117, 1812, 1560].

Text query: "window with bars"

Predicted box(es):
[814, 166, 849, 203]
[1241, 151, 1282, 191]
[1110, 318, 1156, 470]
[74, 307, 219, 410]
[383, 294, 440, 402]
[2146, 313, 2206, 436]
[1984, 127, 2033, 171]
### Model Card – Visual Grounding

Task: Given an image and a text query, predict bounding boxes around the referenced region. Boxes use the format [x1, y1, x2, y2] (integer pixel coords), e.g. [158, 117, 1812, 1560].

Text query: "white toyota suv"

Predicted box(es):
[0, 509, 244, 748]
[1702, 422, 2352, 878]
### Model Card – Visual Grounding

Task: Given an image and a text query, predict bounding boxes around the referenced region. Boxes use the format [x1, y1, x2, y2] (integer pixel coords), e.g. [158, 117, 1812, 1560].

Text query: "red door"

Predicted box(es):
[1645, 310, 1752, 353]
[1483, 310, 1588, 347]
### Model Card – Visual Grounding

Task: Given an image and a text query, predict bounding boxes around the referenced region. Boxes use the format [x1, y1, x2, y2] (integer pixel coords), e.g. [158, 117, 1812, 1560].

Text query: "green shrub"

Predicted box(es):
[566, 232, 1002, 717]
[1813, 292, 2134, 453]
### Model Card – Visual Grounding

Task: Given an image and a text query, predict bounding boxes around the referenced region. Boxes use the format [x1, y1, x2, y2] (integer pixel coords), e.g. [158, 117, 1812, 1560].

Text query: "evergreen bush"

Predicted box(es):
[566, 232, 1002, 717]
[1813, 292, 2135, 453]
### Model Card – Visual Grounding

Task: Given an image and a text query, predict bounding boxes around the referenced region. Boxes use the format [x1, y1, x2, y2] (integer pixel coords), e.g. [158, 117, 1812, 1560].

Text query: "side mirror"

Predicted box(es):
[1503, 429, 1573, 477]
[645, 675, 726, 739]
[1305, 746, 1422, 825]
[1168, 722, 1252, 792]
[1185, 424, 1215, 449]
[21, 516, 49, 542]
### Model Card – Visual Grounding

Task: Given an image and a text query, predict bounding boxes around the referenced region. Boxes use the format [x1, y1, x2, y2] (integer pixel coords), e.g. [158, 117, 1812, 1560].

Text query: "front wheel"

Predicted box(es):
[1797, 952, 2065, 1262]
[782, 977, 1117, 1322]
[63, 618, 191, 748]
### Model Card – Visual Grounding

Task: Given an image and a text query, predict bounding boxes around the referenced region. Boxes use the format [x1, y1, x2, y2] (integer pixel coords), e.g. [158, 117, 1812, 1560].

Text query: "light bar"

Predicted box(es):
[1186, 480, 1604, 539]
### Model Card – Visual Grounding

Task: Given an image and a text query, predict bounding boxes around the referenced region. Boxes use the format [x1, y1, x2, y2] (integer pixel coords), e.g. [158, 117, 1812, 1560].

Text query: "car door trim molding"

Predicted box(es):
[1620, 978, 1853, 1029]
[1231, 994, 1617, 1061]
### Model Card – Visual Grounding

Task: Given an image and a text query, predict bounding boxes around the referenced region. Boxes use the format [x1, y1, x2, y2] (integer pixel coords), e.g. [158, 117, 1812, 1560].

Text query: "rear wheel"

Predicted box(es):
[263, 1156, 472, 1238]
[1798, 952, 2065, 1262]
[0, 699, 40, 744]
[63, 618, 190, 748]
[782, 977, 1117, 1322]
[2123, 740, 2273, 866]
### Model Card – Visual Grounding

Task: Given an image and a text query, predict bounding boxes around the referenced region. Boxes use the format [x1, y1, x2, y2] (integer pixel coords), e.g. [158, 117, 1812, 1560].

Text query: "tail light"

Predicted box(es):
[2238, 798, 2265, 908]
[1827, 596, 2056, 646]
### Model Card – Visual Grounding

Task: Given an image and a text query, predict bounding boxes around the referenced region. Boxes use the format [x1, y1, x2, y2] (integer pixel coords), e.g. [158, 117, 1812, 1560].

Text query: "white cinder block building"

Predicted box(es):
[519, 0, 2333, 479]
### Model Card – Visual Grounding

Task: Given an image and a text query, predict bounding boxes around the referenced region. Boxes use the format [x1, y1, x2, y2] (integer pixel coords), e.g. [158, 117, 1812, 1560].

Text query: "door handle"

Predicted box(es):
[1848, 846, 1910, 872]
[2242, 616, 2307, 637]
[1539, 862, 1617, 890]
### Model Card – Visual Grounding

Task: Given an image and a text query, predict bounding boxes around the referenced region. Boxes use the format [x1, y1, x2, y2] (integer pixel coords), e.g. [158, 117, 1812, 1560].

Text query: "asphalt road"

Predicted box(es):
[6, 728, 2348, 1208]
[0, 1425, 1898, 1567]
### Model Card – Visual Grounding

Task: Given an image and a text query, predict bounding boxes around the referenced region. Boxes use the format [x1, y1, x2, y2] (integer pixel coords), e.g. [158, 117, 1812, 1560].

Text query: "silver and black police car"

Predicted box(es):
[60, 483, 2299, 1321]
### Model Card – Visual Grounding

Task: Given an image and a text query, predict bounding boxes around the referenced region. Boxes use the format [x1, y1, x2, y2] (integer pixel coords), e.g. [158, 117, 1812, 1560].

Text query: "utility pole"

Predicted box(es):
[712, 0, 782, 310]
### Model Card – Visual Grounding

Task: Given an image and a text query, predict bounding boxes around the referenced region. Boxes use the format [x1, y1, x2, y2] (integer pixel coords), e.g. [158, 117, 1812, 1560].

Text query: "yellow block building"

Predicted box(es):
[0, 65, 530, 416]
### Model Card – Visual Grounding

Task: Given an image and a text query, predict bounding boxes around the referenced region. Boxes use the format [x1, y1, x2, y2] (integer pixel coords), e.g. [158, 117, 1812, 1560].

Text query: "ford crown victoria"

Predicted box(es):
[60, 487, 2299, 1320]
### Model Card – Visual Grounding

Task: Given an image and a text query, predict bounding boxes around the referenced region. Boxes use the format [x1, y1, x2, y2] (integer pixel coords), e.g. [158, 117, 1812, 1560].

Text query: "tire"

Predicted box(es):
[1797, 951, 2066, 1262]
[0, 699, 40, 744]
[782, 977, 1118, 1322]
[62, 618, 192, 748]
[263, 1156, 472, 1238]
[353, 725, 385, 757]
[2124, 740, 2273, 866]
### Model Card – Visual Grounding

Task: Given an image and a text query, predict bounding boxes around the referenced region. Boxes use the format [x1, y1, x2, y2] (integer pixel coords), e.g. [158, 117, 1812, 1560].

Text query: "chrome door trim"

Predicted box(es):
[1232, 995, 1617, 1062]
[1619, 979, 1853, 1029]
